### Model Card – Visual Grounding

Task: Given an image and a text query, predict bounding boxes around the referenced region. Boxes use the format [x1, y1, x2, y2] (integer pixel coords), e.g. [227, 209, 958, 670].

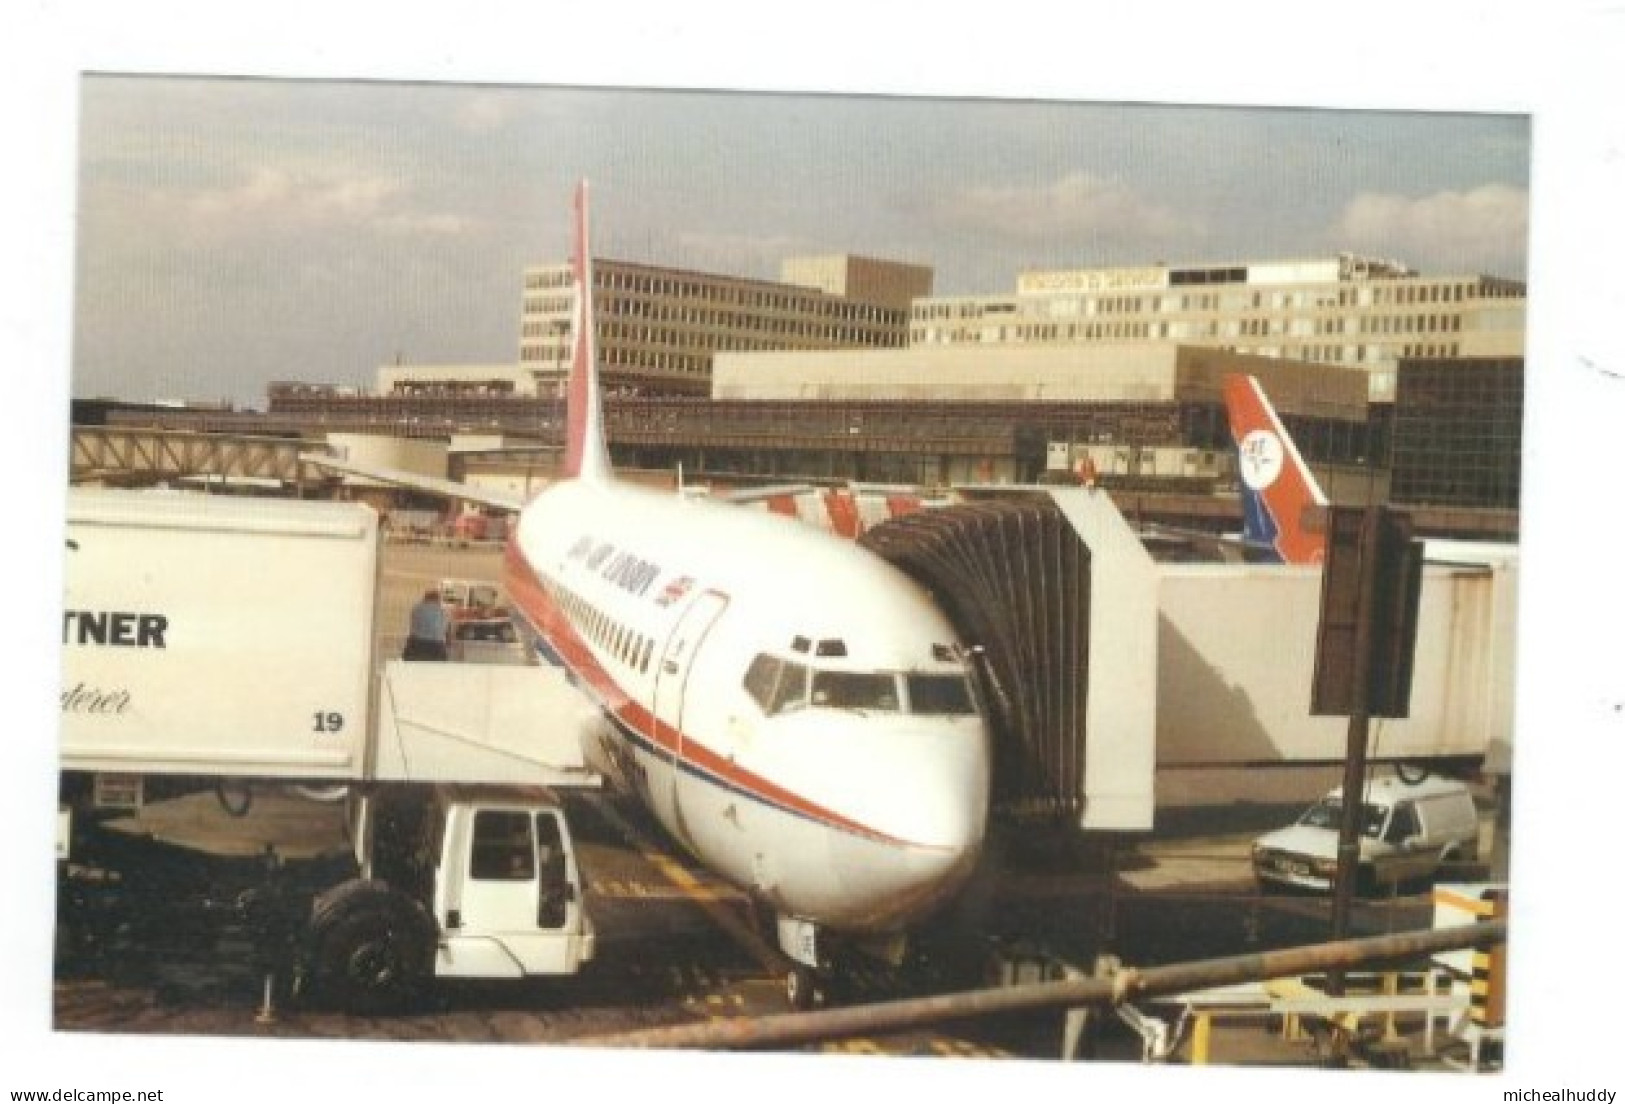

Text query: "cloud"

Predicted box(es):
[455, 91, 524, 135]
[665, 229, 816, 278]
[189, 167, 399, 223]
[928, 172, 1200, 246]
[144, 165, 480, 242]
[1330, 184, 1528, 275]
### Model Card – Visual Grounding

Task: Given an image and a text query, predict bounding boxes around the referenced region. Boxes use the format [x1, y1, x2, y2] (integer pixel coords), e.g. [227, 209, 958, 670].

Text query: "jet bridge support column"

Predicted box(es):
[1046, 488, 1158, 831]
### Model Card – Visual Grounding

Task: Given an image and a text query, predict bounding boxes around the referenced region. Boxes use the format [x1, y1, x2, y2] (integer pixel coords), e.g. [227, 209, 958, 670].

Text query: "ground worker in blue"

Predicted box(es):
[403, 588, 451, 661]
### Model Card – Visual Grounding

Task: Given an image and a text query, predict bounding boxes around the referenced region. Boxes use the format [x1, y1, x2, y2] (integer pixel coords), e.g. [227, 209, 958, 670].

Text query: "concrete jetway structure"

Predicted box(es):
[1155, 555, 1517, 777]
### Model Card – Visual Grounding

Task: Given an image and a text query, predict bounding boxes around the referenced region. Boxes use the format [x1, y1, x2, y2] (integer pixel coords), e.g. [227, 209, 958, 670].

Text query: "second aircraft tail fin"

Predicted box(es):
[1223, 374, 1328, 565]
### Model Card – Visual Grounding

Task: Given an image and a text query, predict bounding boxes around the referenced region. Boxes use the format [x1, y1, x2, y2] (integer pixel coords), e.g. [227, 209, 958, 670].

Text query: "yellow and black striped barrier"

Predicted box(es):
[1467, 889, 1508, 1029]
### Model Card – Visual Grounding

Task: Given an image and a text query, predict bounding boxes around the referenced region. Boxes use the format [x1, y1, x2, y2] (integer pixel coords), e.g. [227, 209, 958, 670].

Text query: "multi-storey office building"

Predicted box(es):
[519, 254, 932, 397]
[910, 255, 1525, 397]
[1390, 356, 1523, 512]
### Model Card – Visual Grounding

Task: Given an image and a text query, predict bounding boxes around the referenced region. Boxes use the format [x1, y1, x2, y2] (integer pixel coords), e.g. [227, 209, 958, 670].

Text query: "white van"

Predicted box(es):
[1251, 775, 1481, 893]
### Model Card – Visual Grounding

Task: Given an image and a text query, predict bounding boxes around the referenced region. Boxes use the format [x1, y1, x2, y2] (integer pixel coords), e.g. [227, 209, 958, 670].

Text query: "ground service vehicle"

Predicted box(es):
[57, 489, 594, 1012]
[440, 577, 504, 620]
[1251, 775, 1481, 893]
[307, 785, 594, 1012]
[449, 615, 529, 665]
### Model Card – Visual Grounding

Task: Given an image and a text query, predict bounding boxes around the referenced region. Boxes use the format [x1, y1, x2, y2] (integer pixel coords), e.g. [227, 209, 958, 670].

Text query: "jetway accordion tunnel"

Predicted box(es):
[860, 496, 1089, 823]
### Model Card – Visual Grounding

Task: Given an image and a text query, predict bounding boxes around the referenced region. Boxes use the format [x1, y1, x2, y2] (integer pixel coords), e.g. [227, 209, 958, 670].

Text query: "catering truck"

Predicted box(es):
[57, 488, 597, 1013]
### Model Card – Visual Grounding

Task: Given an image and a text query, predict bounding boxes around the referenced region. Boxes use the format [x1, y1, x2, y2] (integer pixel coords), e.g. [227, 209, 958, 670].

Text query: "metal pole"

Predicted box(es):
[1329, 501, 1381, 982]
[585, 919, 1506, 1052]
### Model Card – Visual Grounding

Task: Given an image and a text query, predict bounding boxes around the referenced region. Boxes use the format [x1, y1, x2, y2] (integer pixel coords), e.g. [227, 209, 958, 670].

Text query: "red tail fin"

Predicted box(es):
[563, 180, 612, 481]
[1223, 374, 1328, 565]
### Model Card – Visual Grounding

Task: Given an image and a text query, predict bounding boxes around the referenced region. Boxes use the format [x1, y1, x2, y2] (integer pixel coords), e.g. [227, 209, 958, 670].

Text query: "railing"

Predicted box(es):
[583, 919, 1506, 1052]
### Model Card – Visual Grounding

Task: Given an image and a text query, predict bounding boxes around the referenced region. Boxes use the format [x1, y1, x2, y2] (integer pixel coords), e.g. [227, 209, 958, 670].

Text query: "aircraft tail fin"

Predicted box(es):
[1223, 374, 1328, 565]
[563, 180, 613, 482]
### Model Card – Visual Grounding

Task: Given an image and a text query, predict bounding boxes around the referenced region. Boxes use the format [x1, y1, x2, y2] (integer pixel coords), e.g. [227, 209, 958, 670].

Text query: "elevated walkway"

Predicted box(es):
[70, 425, 330, 491]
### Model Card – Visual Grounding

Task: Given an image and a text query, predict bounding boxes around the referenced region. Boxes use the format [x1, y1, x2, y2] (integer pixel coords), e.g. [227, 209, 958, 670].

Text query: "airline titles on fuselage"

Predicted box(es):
[566, 535, 664, 601]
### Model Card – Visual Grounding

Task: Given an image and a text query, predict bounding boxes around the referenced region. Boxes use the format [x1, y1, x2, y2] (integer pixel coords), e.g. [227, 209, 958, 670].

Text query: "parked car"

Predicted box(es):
[1251, 775, 1480, 893]
[439, 578, 503, 620]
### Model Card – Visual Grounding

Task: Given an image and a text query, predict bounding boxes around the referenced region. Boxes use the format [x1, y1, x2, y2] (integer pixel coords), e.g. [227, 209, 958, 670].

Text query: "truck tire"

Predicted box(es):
[307, 882, 434, 1015]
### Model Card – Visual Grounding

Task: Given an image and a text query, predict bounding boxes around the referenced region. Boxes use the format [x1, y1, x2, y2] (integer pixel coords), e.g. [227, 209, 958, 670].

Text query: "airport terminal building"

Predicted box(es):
[518, 254, 932, 397]
[911, 255, 1525, 399]
[84, 248, 1524, 537]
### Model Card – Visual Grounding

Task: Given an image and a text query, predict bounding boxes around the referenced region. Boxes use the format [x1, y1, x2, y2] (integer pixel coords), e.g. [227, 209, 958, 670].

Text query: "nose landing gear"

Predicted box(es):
[776, 915, 913, 1011]
[785, 964, 821, 1011]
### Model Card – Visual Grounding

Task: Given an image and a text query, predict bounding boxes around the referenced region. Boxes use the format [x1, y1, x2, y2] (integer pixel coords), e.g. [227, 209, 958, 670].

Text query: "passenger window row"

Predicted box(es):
[554, 584, 656, 675]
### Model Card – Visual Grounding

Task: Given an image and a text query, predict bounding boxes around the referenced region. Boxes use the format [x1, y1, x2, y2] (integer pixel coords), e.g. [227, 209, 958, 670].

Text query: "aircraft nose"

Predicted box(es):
[826, 723, 989, 928]
[827, 817, 984, 930]
[894, 767, 986, 851]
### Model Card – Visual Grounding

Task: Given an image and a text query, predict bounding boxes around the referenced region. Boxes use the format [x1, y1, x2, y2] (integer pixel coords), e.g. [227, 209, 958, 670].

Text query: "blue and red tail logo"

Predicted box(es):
[1223, 374, 1328, 565]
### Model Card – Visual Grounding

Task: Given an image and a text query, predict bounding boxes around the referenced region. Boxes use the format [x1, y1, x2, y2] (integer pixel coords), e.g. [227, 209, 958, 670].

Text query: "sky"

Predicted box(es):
[8, 2, 1625, 1102]
[72, 79, 1531, 407]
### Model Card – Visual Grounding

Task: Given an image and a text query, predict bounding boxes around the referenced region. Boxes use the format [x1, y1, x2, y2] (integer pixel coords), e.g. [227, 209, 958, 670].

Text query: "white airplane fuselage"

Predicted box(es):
[502, 477, 991, 934]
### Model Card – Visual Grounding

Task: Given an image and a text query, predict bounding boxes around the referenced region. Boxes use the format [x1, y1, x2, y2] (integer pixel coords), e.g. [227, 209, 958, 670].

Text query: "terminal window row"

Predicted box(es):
[523, 298, 904, 338]
[524, 267, 899, 325]
[913, 279, 1520, 324]
[593, 312, 899, 344]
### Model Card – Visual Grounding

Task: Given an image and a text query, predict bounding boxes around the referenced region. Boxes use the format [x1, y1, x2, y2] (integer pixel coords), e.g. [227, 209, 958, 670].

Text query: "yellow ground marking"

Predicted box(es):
[587, 795, 784, 973]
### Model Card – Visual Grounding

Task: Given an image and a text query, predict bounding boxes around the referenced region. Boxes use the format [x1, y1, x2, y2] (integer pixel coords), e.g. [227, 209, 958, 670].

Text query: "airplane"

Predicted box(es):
[312, 182, 991, 1008]
[1222, 373, 1330, 566]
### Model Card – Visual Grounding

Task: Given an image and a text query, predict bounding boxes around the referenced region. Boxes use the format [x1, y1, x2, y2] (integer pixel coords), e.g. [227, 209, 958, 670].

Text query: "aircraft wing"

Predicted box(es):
[712, 482, 820, 504]
[303, 452, 528, 513]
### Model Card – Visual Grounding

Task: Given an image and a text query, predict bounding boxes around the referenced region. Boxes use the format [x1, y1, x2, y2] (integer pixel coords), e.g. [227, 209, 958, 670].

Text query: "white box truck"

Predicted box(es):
[60, 489, 380, 780]
[57, 489, 596, 1013]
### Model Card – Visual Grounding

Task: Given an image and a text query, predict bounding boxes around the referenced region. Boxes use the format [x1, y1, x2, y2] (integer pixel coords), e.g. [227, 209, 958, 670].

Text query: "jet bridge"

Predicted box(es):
[860, 488, 1157, 831]
[1154, 554, 1518, 778]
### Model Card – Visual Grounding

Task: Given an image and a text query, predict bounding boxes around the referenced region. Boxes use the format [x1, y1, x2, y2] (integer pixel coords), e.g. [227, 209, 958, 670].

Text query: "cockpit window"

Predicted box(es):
[769, 663, 811, 713]
[811, 671, 900, 712]
[747, 655, 974, 717]
[743, 654, 783, 712]
[745, 653, 813, 715]
[906, 674, 976, 715]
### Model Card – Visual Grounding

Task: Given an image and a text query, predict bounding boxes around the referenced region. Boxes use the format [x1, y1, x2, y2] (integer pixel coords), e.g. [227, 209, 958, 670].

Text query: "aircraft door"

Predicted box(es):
[652, 590, 730, 841]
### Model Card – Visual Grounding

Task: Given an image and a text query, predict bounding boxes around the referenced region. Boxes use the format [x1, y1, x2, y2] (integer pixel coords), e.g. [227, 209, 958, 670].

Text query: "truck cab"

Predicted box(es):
[306, 785, 594, 1012]
[431, 791, 592, 979]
